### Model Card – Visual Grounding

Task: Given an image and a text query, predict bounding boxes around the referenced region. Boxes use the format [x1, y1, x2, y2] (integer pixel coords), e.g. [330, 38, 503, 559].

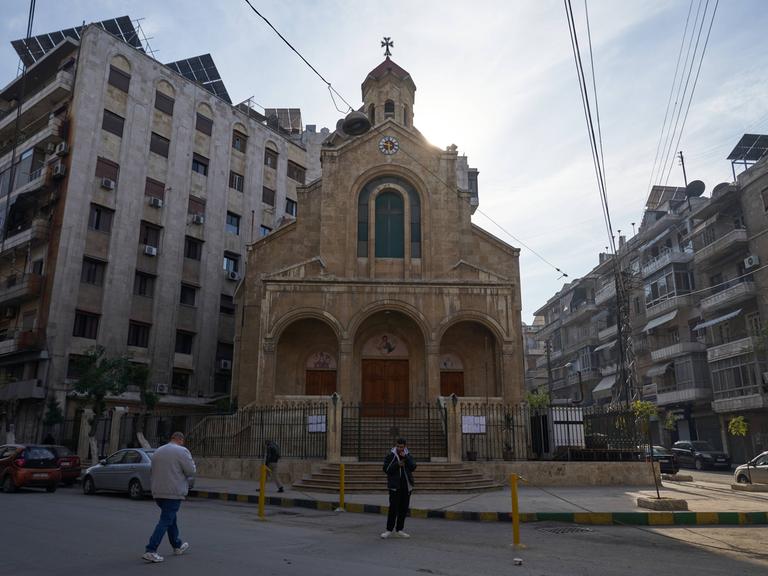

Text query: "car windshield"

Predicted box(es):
[24, 447, 55, 460]
[653, 446, 672, 456]
[691, 441, 715, 451]
[51, 446, 72, 456]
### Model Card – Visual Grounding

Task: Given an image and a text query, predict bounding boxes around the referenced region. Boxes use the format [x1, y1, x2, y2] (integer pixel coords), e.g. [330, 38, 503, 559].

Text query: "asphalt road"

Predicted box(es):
[688, 468, 735, 485]
[2, 486, 767, 576]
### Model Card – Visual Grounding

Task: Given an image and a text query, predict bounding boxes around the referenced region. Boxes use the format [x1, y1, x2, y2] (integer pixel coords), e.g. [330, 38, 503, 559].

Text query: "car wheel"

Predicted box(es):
[46, 484, 57, 493]
[736, 474, 751, 484]
[128, 479, 143, 500]
[2, 475, 15, 493]
[694, 459, 704, 471]
[83, 476, 96, 495]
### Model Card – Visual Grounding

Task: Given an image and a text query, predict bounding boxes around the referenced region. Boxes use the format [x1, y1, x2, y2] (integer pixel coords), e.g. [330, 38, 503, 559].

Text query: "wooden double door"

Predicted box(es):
[440, 371, 464, 397]
[306, 370, 337, 396]
[361, 359, 409, 417]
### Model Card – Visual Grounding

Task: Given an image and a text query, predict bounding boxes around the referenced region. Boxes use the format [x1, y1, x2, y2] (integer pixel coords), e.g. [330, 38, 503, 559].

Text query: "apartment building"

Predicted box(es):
[0, 18, 313, 442]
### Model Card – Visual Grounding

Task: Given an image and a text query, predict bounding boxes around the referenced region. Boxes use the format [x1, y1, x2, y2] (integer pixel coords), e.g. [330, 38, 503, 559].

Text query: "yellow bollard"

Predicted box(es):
[510, 473, 522, 548]
[258, 463, 266, 519]
[339, 463, 345, 510]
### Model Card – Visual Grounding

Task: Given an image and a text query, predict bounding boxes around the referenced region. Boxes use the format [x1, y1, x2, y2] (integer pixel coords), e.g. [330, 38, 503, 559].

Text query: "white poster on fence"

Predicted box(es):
[307, 414, 327, 433]
[461, 415, 486, 434]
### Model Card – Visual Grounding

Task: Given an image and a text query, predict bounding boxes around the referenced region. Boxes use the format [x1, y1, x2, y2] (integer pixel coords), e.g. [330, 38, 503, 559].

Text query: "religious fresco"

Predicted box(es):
[439, 353, 463, 370]
[361, 333, 409, 358]
[305, 351, 337, 370]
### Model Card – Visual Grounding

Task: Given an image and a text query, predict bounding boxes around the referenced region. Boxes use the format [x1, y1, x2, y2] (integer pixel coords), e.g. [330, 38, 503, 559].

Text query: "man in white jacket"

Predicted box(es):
[142, 432, 196, 563]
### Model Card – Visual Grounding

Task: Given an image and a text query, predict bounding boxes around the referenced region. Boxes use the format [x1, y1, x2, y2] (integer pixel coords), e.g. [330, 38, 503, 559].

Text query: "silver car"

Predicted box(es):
[734, 451, 768, 485]
[82, 448, 155, 500]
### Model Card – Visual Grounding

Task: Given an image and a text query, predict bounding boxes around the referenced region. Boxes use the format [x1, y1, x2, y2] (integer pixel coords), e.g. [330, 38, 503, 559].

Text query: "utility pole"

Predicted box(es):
[545, 339, 553, 396]
[678, 151, 688, 187]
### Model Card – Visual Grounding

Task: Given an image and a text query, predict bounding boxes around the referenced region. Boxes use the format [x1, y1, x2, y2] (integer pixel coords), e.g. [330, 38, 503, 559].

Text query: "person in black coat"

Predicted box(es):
[381, 437, 416, 538]
[264, 440, 284, 493]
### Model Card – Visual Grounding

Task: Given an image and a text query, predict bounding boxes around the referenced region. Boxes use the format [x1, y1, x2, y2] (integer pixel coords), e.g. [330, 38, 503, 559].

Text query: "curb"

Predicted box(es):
[187, 490, 768, 526]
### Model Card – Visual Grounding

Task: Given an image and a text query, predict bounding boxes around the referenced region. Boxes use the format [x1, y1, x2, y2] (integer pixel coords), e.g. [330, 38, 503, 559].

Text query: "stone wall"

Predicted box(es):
[196, 457, 315, 484]
[477, 461, 660, 487]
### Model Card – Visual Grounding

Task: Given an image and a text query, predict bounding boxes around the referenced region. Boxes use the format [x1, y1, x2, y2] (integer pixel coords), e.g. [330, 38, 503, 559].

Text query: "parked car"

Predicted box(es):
[648, 445, 679, 474]
[672, 440, 731, 470]
[0, 444, 62, 493]
[734, 451, 768, 485]
[43, 445, 81, 486]
[82, 448, 155, 500]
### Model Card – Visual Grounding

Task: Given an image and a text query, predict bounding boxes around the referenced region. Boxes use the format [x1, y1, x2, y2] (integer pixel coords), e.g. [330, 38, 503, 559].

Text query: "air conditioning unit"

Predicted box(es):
[143, 245, 158, 257]
[3, 306, 17, 319]
[55, 142, 68, 156]
[192, 214, 205, 225]
[218, 359, 232, 370]
[227, 270, 241, 281]
[101, 177, 115, 190]
[148, 197, 164, 208]
[52, 162, 66, 179]
[155, 383, 169, 394]
[744, 255, 760, 269]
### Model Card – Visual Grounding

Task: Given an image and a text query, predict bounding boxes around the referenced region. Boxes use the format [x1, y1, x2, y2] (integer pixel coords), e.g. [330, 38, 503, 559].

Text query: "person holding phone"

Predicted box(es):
[381, 437, 416, 538]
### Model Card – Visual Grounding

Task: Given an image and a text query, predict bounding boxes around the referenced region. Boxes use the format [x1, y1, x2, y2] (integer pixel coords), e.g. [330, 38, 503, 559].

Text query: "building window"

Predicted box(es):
[101, 109, 125, 137]
[140, 221, 161, 248]
[357, 176, 420, 258]
[232, 130, 247, 152]
[31, 259, 43, 275]
[264, 148, 278, 168]
[149, 132, 170, 158]
[191, 153, 209, 176]
[80, 257, 106, 286]
[223, 253, 239, 273]
[127, 322, 150, 348]
[260, 225, 272, 237]
[73, 310, 99, 339]
[226, 212, 241, 235]
[172, 370, 191, 394]
[180, 284, 197, 306]
[262, 186, 275, 206]
[229, 171, 244, 192]
[286, 198, 297, 217]
[220, 294, 235, 315]
[108, 66, 130, 92]
[175, 330, 195, 355]
[375, 191, 404, 258]
[287, 161, 306, 184]
[133, 271, 155, 298]
[196, 113, 213, 136]
[66, 354, 87, 380]
[88, 204, 113, 233]
[184, 236, 202, 260]
[154, 91, 174, 115]
[95, 157, 119, 181]
[188, 196, 206, 217]
[384, 99, 395, 118]
[145, 177, 165, 200]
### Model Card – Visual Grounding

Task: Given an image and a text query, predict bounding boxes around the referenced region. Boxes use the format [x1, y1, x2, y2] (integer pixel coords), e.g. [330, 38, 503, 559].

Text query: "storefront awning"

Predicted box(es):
[643, 310, 678, 332]
[592, 375, 616, 399]
[646, 363, 673, 378]
[693, 309, 742, 331]
[594, 340, 617, 353]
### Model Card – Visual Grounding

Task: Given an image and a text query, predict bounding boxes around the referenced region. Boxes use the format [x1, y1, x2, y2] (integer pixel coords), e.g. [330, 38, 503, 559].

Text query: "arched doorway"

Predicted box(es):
[439, 321, 499, 397]
[275, 318, 338, 396]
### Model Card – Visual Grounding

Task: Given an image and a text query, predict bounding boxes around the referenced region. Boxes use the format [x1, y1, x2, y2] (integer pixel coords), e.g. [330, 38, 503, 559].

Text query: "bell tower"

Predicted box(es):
[362, 37, 416, 129]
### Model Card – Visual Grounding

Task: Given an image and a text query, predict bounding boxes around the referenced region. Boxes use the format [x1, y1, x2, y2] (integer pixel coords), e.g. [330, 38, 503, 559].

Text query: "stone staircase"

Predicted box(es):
[292, 462, 502, 493]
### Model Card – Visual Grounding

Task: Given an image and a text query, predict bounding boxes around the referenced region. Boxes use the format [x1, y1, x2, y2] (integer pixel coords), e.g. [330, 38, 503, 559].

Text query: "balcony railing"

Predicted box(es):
[0, 329, 44, 356]
[694, 227, 748, 265]
[713, 393, 767, 413]
[598, 324, 618, 341]
[707, 336, 756, 363]
[700, 281, 756, 313]
[644, 294, 694, 320]
[641, 249, 693, 278]
[561, 302, 598, 327]
[1, 218, 49, 254]
[650, 340, 707, 363]
[0, 273, 43, 306]
[656, 386, 712, 406]
[595, 282, 616, 305]
[567, 368, 601, 385]
[0, 69, 74, 133]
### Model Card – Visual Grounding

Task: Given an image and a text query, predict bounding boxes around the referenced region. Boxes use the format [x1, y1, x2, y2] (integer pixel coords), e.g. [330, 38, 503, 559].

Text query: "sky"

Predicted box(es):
[2, 0, 768, 323]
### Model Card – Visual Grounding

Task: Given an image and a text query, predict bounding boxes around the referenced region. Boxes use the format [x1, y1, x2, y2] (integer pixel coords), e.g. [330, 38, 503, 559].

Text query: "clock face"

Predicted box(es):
[378, 136, 399, 155]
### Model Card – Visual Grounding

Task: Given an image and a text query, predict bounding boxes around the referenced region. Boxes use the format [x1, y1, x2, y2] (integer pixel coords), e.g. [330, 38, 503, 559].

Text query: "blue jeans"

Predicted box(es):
[146, 499, 183, 552]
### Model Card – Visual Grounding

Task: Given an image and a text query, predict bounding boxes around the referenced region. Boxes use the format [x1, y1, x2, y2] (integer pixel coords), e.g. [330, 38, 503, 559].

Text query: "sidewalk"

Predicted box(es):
[190, 476, 768, 526]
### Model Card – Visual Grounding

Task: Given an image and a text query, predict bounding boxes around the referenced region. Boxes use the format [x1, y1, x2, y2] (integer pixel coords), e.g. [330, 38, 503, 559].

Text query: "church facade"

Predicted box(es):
[233, 56, 524, 410]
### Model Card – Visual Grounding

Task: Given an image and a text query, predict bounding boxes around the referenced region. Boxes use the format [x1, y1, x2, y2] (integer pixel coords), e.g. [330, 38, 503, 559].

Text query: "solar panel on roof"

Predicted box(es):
[727, 134, 768, 162]
[164, 54, 232, 103]
[11, 16, 142, 67]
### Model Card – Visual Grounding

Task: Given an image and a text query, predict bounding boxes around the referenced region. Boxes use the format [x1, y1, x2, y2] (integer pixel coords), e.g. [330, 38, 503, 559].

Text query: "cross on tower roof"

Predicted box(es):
[381, 36, 394, 57]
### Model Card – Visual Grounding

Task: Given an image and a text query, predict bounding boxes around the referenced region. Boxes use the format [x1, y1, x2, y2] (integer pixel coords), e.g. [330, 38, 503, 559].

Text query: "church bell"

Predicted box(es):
[341, 110, 372, 136]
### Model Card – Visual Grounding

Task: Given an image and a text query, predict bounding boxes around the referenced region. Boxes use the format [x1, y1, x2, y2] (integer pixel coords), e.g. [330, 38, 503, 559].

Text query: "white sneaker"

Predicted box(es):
[396, 531, 410, 538]
[174, 542, 189, 555]
[380, 531, 393, 539]
[142, 552, 164, 563]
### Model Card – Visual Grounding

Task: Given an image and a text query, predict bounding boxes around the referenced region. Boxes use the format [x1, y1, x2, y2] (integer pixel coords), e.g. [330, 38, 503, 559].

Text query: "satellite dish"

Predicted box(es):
[685, 180, 705, 197]
[711, 182, 731, 198]
[340, 110, 372, 136]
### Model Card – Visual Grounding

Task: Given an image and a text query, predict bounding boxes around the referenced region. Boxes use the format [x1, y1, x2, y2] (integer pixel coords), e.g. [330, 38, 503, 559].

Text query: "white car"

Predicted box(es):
[734, 451, 768, 485]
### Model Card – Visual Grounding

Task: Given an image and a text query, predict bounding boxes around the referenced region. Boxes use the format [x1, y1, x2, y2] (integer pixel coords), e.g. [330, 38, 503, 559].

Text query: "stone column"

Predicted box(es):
[426, 343, 441, 401]
[337, 339, 354, 401]
[77, 408, 94, 462]
[107, 406, 127, 455]
[326, 395, 342, 462]
[446, 397, 462, 463]
[501, 343, 524, 404]
[258, 340, 276, 404]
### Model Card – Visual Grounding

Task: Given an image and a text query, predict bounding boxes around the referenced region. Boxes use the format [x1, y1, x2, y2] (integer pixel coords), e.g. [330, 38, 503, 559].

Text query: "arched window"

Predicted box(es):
[357, 176, 421, 259]
[375, 191, 404, 258]
[368, 103, 375, 126]
[384, 100, 395, 119]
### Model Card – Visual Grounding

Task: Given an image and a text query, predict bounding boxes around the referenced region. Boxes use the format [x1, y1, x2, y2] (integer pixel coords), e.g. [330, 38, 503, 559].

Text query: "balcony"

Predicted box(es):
[595, 282, 616, 305]
[645, 294, 694, 320]
[536, 317, 561, 340]
[561, 302, 598, 327]
[707, 336, 757, 363]
[0, 273, 43, 306]
[0, 69, 74, 135]
[0, 329, 44, 356]
[700, 281, 756, 313]
[0, 378, 44, 401]
[567, 368, 601, 386]
[656, 386, 712, 406]
[601, 363, 618, 376]
[694, 228, 748, 265]
[713, 393, 767, 414]
[642, 249, 693, 278]
[1, 218, 50, 255]
[598, 324, 618, 341]
[0, 112, 64, 163]
[651, 341, 707, 363]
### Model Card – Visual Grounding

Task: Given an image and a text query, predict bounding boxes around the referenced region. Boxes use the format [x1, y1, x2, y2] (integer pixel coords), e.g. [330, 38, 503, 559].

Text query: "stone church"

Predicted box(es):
[234, 54, 524, 410]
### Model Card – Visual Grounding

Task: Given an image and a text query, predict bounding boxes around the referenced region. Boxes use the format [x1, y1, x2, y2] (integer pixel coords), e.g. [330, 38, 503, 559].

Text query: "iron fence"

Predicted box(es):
[186, 403, 327, 459]
[118, 412, 216, 449]
[459, 402, 529, 461]
[341, 403, 447, 461]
